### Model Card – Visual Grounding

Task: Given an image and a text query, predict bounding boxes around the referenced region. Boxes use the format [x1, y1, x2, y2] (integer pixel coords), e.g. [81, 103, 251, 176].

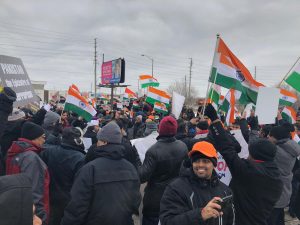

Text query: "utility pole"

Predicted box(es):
[94, 38, 97, 98]
[188, 58, 193, 99]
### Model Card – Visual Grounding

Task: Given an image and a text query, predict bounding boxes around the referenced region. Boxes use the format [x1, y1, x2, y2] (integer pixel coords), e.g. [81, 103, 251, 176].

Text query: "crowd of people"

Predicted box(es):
[1, 86, 300, 225]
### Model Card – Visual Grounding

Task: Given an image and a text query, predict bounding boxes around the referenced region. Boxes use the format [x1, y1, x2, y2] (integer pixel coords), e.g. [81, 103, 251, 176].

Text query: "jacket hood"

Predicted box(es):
[7, 138, 42, 157]
[90, 143, 125, 160]
[156, 136, 176, 142]
[175, 133, 188, 140]
[179, 158, 220, 188]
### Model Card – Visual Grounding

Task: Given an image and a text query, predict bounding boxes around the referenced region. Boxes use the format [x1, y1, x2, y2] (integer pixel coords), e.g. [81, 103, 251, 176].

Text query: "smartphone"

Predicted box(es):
[216, 195, 233, 211]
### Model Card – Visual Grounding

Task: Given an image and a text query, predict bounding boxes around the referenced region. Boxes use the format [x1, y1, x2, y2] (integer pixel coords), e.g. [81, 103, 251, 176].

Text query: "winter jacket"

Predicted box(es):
[138, 136, 188, 217]
[6, 138, 50, 225]
[160, 160, 234, 225]
[209, 121, 283, 225]
[61, 144, 141, 225]
[0, 174, 33, 225]
[294, 168, 300, 219]
[274, 138, 300, 208]
[40, 143, 85, 225]
[175, 133, 194, 150]
[133, 122, 145, 139]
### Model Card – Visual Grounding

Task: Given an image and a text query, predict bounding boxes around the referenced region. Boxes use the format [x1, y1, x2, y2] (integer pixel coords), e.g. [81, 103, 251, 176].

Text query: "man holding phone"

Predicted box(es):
[160, 141, 234, 225]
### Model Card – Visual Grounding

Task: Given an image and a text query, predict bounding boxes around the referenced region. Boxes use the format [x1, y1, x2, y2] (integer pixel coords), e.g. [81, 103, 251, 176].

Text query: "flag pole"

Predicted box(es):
[201, 33, 220, 116]
[277, 56, 300, 88]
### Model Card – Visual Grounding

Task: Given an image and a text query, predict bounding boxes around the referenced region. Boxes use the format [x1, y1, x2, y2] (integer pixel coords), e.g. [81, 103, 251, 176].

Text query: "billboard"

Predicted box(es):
[101, 58, 125, 84]
[0, 55, 39, 108]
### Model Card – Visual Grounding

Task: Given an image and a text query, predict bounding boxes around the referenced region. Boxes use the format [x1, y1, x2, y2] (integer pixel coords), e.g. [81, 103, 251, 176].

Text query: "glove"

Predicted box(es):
[204, 104, 218, 121]
[0, 87, 17, 114]
[248, 116, 259, 131]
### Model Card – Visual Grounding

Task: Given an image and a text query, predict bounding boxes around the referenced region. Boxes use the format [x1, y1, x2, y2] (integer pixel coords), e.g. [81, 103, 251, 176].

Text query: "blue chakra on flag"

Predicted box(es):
[236, 70, 245, 82]
[157, 96, 162, 101]
[79, 101, 86, 108]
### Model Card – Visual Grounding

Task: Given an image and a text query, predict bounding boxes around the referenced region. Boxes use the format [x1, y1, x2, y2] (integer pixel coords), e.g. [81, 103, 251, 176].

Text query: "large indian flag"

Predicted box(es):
[65, 86, 97, 122]
[146, 87, 171, 107]
[207, 84, 221, 111]
[281, 106, 296, 124]
[209, 38, 264, 104]
[285, 63, 300, 92]
[139, 75, 159, 88]
[279, 88, 297, 107]
[292, 133, 300, 145]
[154, 102, 168, 114]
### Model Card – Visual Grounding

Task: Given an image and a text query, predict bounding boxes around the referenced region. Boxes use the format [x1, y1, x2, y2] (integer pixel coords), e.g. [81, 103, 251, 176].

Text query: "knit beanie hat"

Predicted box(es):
[158, 116, 178, 137]
[189, 141, 218, 167]
[8, 108, 25, 121]
[43, 111, 60, 128]
[97, 122, 122, 144]
[248, 138, 276, 161]
[21, 122, 44, 140]
[270, 126, 291, 140]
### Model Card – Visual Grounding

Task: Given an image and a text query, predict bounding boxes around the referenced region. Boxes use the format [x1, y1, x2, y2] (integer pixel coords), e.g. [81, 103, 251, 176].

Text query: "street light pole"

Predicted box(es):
[141, 54, 154, 77]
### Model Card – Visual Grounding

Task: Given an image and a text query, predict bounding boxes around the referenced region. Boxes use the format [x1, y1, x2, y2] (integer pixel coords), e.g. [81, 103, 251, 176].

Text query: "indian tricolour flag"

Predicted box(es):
[207, 84, 221, 111]
[139, 75, 159, 88]
[124, 87, 137, 100]
[220, 89, 241, 125]
[285, 62, 300, 92]
[146, 87, 171, 107]
[65, 86, 97, 122]
[279, 88, 297, 107]
[154, 102, 168, 114]
[132, 101, 139, 108]
[281, 106, 296, 124]
[218, 95, 225, 105]
[209, 37, 264, 104]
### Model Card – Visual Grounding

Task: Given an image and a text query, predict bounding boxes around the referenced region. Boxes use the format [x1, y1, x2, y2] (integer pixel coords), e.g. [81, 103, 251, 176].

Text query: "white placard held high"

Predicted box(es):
[172, 92, 185, 119]
[255, 87, 280, 125]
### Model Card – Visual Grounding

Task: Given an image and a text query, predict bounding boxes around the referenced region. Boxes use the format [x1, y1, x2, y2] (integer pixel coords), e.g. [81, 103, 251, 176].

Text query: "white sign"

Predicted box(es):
[255, 87, 280, 125]
[130, 132, 158, 162]
[117, 102, 123, 109]
[231, 129, 249, 159]
[215, 153, 232, 185]
[83, 138, 92, 152]
[172, 92, 185, 119]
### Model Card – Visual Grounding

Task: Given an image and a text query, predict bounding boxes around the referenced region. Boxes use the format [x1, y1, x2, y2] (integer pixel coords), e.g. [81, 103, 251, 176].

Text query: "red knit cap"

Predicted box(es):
[158, 116, 178, 136]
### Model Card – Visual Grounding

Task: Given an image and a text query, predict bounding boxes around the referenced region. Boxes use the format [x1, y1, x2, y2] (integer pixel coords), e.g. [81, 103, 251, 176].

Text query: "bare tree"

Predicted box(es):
[167, 79, 198, 107]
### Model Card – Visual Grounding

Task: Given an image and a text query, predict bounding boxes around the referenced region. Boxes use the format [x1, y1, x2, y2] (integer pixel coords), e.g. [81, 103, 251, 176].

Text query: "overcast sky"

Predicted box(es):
[0, 0, 299, 96]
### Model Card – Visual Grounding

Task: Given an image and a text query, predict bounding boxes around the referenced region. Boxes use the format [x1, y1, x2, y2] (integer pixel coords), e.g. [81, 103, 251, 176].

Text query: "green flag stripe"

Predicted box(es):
[285, 71, 300, 92]
[64, 103, 93, 121]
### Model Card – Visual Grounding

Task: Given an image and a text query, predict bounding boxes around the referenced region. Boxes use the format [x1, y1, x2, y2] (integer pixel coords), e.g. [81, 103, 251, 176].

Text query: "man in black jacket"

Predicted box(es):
[160, 141, 234, 225]
[61, 122, 141, 225]
[205, 104, 283, 225]
[138, 116, 188, 225]
[41, 127, 86, 225]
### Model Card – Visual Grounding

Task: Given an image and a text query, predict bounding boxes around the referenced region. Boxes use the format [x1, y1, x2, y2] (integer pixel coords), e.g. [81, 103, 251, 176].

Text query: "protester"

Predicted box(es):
[133, 115, 145, 138]
[83, 119, 100, 144]
[194, 120, 209, 139]
[160, 141, 234, 225]
[6, 121, 50, 224]
[137, 116, 188, 225]
[41, 127, 85, 225]
[42, 111, 61, 145]
[61, 122, 141, 225]
[143, 119, 158, 136]
[175, 118, 194, 150]
[204, 104, 283, 225]
[267, 125, 300, 225]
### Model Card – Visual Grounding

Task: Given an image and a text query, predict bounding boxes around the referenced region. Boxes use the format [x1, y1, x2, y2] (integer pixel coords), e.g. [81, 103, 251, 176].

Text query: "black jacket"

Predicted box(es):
[138, 136, 188, 217]
[61, 144, 141, 225]
[209, 121, 283, 225]
[160, 160, 233, 225]
[175, 133, 194, 150]
[41, 143, 85, 225]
